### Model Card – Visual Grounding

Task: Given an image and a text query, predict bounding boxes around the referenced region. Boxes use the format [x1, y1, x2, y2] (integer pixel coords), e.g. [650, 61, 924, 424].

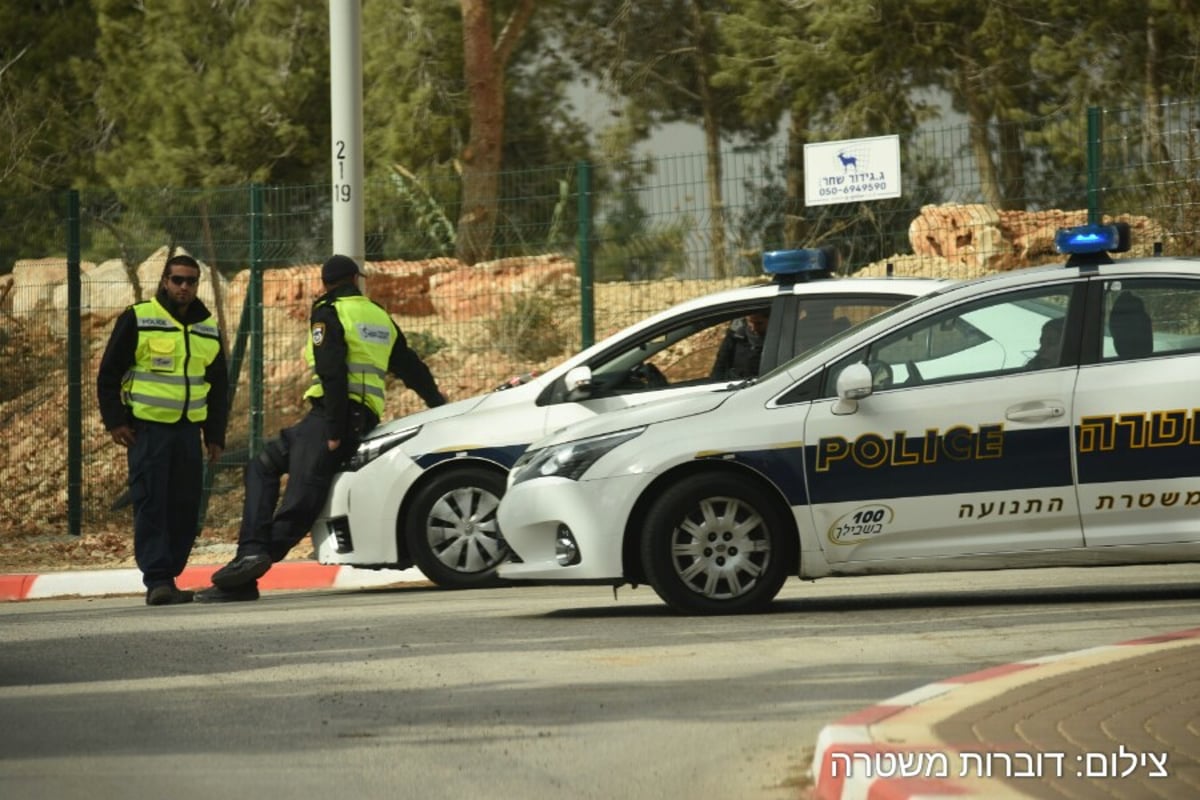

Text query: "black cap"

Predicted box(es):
[321, 254, 361, 284]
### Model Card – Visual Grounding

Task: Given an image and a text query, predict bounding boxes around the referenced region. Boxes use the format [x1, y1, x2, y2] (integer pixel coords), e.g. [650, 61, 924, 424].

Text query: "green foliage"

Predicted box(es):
[384, 165, 457, 256]
[484, 291, 573, 363]
[0, 0, 99, 268]
[361, 0, 591, 262]
[586, 107, 689, 280]
[494, 163, 584, 257]
[404, 329, 451, 360]
[593, 222, 692, 282]
[2, 0, 1199, 276]
[92, 0, 330, 190]
[362, 0, 466, 173]
[550, 0, 767, 140]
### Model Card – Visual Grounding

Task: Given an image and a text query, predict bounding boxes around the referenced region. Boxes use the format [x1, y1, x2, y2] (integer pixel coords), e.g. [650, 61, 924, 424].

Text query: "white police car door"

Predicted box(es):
[1075, 276, 1200, 547]
[801, 283, 1085, 566]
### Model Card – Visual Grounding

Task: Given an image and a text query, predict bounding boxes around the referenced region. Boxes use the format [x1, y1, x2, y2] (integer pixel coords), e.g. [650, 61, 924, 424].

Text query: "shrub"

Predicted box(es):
[484, 291, 572, 362]
[405, 329, 450, 359]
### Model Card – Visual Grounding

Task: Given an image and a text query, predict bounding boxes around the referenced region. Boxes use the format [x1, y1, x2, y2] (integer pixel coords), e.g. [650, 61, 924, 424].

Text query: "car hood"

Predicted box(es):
[535, 389, 732, 448]
[366, 394, 488, 437]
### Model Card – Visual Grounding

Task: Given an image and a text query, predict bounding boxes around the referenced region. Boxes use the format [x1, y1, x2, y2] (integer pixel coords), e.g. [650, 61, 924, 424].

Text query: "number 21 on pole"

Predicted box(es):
[334, 140, 351, 203]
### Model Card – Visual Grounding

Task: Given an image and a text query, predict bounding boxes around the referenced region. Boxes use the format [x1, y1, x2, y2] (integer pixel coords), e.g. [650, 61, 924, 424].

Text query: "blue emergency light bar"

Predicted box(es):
[1054, 222, 1131, 256]
[763, 247, 839, 281]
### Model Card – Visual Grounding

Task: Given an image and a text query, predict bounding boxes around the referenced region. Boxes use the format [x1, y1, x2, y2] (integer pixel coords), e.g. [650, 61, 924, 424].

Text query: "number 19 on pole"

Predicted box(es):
[334, 140, 352, 203]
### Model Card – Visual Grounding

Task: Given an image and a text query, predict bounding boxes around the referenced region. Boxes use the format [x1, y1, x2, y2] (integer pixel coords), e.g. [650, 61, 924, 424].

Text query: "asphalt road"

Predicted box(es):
[2, 564, 1199, 800]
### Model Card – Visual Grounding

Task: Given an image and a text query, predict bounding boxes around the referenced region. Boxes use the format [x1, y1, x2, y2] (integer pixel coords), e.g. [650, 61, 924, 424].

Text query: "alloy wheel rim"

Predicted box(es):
[669, 496, 770, 599]
[426, 486, 508, 573]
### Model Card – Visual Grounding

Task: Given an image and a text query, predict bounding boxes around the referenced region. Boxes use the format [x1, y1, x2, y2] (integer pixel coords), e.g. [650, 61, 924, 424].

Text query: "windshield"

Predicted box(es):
[752, 290, 939, 384]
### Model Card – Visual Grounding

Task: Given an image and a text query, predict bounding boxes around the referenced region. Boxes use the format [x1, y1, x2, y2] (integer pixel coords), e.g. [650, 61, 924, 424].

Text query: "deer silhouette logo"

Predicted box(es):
[837, 151, 858, 171]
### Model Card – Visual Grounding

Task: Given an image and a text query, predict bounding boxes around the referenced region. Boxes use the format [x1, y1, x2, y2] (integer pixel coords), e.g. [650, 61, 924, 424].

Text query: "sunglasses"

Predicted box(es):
[168, 275, 200, 286]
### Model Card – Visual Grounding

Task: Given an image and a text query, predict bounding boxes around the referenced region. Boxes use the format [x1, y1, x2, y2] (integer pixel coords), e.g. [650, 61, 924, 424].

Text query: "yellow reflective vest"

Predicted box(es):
[124, 298, 222, 423]
[303, 294, 394, 417]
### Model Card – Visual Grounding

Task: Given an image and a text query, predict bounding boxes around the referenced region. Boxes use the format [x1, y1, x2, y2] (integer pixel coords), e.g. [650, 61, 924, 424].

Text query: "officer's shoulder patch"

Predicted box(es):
[311, 322, 326, 346]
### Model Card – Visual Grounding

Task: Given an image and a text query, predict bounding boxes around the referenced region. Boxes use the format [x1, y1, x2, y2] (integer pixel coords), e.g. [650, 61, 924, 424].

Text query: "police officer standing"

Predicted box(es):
[97, 254, 229, 606]
[197, 255, 447, 602]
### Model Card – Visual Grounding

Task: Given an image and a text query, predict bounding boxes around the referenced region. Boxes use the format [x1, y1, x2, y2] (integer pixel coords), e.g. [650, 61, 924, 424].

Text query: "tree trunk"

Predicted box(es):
[1143, 11, 1170, 167]
[455, 0, 534, 266]
[783, 113, 809, 248]
[996, 120, 1026, 210]
[689, 0, 728, 278]
[961, 81, 1003, 208]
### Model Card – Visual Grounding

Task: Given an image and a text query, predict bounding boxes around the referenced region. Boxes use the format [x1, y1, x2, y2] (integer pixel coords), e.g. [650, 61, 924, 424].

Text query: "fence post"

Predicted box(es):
[249, 183, 264, 457]
[1087, 106, 1102, 225]
[67, 190, 82, 537]
[576, 160, 594, 349]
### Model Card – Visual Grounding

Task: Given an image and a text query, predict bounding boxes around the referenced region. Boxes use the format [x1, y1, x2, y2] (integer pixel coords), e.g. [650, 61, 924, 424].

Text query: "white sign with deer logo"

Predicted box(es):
[803, 134, 902, 207]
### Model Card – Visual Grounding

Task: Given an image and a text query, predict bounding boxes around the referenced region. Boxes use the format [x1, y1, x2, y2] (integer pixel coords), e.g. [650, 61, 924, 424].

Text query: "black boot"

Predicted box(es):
[195, 582, 261, 603]
[211, 553, 271, 589]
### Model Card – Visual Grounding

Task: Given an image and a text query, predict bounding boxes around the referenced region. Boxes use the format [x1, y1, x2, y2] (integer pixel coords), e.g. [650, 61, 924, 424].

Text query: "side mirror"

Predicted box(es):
[832, 362, 873, 415]
[564, 365, 593, 400]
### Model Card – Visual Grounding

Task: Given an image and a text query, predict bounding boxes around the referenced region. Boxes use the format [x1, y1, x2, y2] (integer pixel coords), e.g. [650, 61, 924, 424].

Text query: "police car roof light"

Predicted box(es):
[763, 247, 839, 282]
[1054, 222, 1132, 256]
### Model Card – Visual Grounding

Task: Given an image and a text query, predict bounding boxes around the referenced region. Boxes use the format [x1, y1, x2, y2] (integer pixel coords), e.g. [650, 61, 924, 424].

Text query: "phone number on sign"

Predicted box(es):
[816, 183, 890, 198]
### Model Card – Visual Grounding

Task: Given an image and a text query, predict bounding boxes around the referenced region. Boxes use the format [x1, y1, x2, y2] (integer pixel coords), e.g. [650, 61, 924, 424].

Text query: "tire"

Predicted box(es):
[405, 467, 510, 589]
[640, 473, 792, 615]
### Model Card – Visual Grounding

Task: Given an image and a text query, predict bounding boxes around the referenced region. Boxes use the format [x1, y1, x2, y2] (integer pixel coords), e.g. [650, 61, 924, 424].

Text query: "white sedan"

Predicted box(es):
[310, 251, 945, 588]
[497, 224, 1200, 613]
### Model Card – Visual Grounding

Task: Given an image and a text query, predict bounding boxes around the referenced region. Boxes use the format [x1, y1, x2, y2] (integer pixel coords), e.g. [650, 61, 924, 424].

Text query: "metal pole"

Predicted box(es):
[1086, 106, 1102, 225]
[249, 184, 265, 457]
[67, 190, 82, 537]
[576, 160, 594, 349]
[330, 0, 365, 265]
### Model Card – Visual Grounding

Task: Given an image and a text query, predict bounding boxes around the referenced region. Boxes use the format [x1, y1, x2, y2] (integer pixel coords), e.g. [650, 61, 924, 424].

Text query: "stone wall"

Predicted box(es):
[1, 206, 1173, 326]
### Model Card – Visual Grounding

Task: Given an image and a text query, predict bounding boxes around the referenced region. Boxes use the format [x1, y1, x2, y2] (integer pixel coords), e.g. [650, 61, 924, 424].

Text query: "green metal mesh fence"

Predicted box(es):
[1, 100, 1197, 540]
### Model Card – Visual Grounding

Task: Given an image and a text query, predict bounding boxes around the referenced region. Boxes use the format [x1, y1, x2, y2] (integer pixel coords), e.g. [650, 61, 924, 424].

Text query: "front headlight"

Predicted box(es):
[510, 427, 645, 485]
[343, 425, 421, 471]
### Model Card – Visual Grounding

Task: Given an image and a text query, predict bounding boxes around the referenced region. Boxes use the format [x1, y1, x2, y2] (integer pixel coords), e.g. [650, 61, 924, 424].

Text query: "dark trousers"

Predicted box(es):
[236, 409, 355, 562]
[127, 420, 203, 589]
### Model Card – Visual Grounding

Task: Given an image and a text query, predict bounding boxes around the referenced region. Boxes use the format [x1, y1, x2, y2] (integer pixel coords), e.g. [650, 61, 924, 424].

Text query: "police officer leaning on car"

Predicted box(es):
[196, 254, 447, 602]
[97, 253, 229, 607]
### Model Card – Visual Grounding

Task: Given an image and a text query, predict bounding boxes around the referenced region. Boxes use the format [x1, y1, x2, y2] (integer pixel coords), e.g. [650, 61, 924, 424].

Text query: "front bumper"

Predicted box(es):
[496, 473, 647, 582]
[311, 455, 426, 566]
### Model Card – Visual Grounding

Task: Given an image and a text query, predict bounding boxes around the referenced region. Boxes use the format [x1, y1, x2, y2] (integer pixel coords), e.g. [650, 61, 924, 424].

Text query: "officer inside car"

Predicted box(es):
[711, 310, 770, 381]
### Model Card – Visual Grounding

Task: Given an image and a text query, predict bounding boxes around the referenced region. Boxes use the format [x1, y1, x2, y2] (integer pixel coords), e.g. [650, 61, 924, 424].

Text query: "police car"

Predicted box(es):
[311, 252, 946, 588]
[496, 224, 1200, 614]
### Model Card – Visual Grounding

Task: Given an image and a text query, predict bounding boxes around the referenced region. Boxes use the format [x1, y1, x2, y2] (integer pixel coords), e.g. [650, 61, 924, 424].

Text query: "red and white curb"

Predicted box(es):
[0, 562, 428, 601]
[810, 627, 1200, 800]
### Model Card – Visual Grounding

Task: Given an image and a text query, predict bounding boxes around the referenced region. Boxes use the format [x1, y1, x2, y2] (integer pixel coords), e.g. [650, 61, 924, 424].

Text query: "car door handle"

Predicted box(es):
[1006, 402, 1066, 423]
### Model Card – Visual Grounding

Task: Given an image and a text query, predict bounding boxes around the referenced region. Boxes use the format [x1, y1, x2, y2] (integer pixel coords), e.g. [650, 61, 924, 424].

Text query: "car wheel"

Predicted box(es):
[405, 467, 510, 589]
[640, 473, 792, 614]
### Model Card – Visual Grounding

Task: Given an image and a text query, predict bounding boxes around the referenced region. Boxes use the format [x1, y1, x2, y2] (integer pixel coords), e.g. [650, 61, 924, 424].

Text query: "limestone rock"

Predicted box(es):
[368, 257, 460, 316]
[429, 254, 578, 321]
[908, 204, 1004, 272]
[10, 257, 97, 316]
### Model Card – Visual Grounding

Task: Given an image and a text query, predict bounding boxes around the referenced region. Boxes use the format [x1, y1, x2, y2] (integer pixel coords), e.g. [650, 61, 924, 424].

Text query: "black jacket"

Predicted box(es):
[710, 317, 766, 380]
